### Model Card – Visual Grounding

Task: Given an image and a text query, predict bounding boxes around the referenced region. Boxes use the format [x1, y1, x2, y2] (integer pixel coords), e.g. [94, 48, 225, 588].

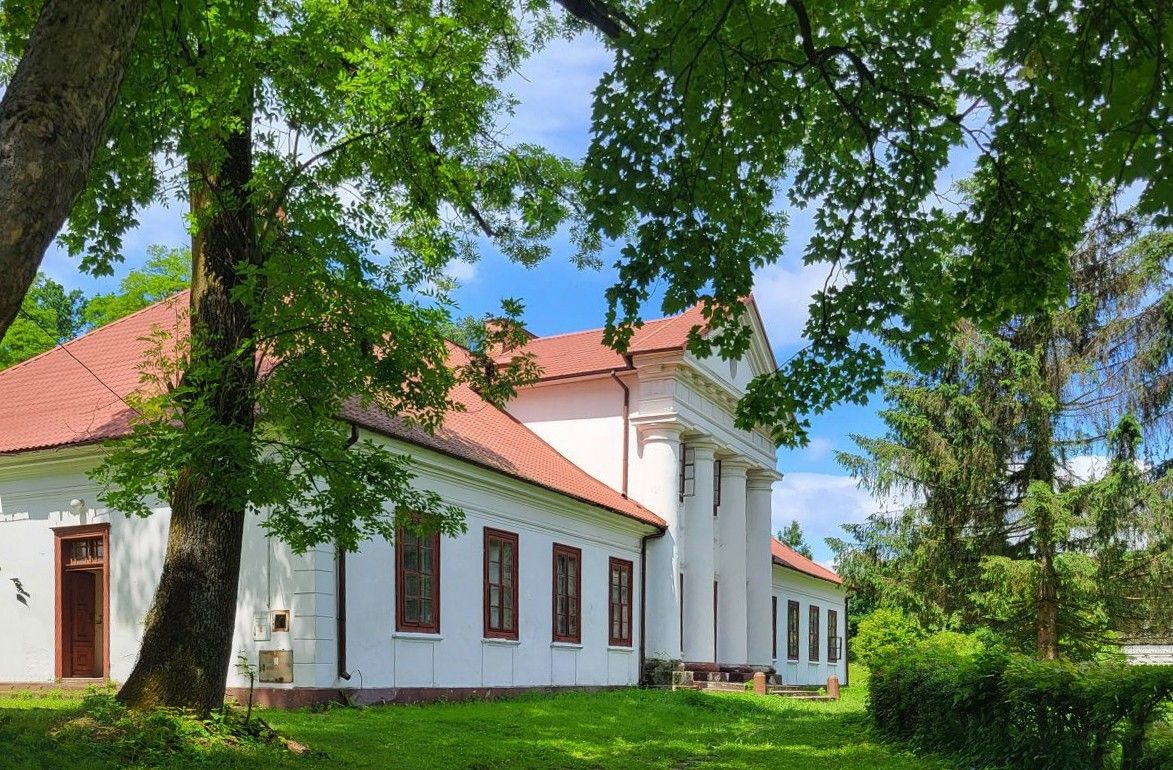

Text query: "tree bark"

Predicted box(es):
[116, 119, 259, 714]
[1035, 543, 1060, 660]
[0, 0, 144, 342]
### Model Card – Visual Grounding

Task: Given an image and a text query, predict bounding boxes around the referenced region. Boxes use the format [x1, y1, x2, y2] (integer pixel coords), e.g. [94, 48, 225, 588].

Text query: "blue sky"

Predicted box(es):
[36, 34, 898, 565]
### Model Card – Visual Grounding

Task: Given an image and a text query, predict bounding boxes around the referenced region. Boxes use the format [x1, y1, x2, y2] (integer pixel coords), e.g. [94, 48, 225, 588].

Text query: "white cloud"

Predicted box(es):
[751, 259, 837, 350]
[443, 259, 479, 284]
[805, 436, 834, 463]
[771, 472, 913, 564]
[500, 36, 611, 158]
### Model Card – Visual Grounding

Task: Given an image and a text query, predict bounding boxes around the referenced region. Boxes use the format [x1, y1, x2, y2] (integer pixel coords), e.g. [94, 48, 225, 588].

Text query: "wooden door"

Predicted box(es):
[66, 571, 98, 677]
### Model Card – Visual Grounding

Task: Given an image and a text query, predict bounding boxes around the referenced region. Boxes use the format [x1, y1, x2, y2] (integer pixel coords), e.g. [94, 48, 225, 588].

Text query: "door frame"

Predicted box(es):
[53, 523, 110, 680]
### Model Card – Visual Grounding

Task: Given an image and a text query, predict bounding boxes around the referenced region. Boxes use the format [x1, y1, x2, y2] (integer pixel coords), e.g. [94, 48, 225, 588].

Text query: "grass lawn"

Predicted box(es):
[0, 666, 948, 769]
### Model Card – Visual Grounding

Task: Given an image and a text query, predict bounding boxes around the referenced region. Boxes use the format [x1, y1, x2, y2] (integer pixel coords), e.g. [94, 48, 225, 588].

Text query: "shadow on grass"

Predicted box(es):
[0, 700, 295, 770]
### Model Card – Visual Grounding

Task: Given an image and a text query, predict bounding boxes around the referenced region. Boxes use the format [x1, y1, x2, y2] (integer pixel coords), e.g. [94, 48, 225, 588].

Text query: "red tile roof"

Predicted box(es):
[0, 293, 189, 454]
[0, 294, 663, 529]
[501, 303, 710, 380]
[772, 538, 843, 585]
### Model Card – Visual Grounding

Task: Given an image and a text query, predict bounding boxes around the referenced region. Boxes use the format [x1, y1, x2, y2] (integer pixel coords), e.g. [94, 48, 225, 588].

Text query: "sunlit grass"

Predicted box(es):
[0, 666, 948, 769]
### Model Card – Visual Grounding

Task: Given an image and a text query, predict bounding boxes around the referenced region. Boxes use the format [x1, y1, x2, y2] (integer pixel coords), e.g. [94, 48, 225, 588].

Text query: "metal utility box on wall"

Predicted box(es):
[258, 649, 293, 683]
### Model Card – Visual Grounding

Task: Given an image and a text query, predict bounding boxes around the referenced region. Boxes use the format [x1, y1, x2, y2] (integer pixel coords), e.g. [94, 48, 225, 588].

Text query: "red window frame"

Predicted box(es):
[395, 527, 441, 633]
[772, 596, 778, 660]
[809, 604, 821, 662]
[828, 608, 840, 663]
[551, 543, 582, 643]
[608, 557, 633, 647]
[787, 600, 800, 661]
[484, 528, 519, 640]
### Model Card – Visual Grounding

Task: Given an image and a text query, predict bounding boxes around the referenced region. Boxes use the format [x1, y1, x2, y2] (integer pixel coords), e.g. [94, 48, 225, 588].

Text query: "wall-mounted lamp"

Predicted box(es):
[69, 498, 86, 514]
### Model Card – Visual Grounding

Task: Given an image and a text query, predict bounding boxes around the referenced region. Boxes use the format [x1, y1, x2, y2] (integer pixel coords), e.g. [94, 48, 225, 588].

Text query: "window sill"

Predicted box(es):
[393, 631, 443, 641]
[550, 641, 583, 649]
[607, 645, 634, 652]
[481, 637, 521, 646]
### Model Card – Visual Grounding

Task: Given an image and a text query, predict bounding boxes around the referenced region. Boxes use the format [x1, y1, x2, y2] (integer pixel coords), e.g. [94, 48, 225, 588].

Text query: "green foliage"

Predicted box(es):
[852, 609, 924, 669]
[0, 274, 87, 369]
[833, 207, 1173, 654]
[83, 245, 190, 329]
[580, 0, 1171, 447]
[869, 643, 1173, 770]
[975, 551, 1113, 661]
[777, 520, 813, 559]
[50, 0, 585, 556]
[45, 691, 298, 767]
[0, 249, 189, 371]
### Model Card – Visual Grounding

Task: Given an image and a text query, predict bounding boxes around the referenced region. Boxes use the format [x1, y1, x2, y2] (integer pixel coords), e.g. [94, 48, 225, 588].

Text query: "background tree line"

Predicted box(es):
[833, 204, 1173, 659]
[0, 245, 190, 370]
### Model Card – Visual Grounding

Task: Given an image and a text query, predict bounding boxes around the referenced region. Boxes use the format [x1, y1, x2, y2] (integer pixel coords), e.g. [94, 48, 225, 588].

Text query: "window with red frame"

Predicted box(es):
[484, 528, 519, 639]
[608, 557, 633, 646]
[396, 528, 440, 633]
[552, 544, 581, 643]
[772, 596, 778, 660]
[787, 600, 800, 661]
[809, 604, 821, 662]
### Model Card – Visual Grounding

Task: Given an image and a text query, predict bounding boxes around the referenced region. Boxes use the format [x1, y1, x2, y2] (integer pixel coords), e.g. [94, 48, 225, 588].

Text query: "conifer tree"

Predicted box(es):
[837, 207, 1173, 658]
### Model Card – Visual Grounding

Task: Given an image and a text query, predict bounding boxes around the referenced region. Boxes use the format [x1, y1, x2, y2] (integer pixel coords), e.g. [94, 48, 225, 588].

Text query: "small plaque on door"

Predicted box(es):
[258, 649, 293, 683]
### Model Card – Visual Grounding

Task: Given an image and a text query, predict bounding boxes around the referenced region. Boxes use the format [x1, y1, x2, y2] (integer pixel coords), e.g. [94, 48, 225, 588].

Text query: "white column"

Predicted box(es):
[681, 440, 717, 663]
[716, 459, 749, 666]
[637, 422, 684, 661]
[746, 471, 777, 668]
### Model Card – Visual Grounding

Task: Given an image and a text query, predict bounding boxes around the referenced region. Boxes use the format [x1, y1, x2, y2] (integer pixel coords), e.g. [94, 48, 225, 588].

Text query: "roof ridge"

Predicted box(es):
[0, 290, 189, 382]
[528, 306, 690, 344]
[629, 305, 706, 351]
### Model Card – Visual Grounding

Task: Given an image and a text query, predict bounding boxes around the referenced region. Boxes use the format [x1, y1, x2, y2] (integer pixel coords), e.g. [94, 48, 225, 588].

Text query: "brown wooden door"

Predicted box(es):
[66, 571, 97, 677]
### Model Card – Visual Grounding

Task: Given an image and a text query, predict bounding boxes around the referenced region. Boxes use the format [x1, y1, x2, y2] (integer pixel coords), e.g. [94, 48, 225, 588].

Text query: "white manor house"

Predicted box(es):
[0, 293, 846, 704]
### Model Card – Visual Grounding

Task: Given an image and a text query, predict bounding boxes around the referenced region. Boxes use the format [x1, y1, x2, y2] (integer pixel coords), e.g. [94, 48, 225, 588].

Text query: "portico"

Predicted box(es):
[633, 416, 780, 672]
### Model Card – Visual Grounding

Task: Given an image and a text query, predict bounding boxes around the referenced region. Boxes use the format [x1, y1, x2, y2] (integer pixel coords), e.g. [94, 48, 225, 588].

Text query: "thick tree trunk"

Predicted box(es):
[117, 121, 258, 714]
[0, 0, 143, 342]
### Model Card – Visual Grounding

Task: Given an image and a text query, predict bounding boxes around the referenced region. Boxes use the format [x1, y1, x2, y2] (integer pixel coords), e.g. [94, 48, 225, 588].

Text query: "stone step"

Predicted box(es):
[771, 693, 838, 702]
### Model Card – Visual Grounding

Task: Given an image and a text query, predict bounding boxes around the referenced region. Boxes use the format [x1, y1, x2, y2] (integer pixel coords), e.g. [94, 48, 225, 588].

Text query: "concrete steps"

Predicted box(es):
[672, 668, 839, 701]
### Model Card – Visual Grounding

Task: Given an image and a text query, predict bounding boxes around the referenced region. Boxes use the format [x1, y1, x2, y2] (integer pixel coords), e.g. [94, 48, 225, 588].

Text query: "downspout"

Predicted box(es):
[609, 362, 631, 496]
[639, 527, 667, 685]
[337, 422, 359, 681]
[843, 595, 849, 687]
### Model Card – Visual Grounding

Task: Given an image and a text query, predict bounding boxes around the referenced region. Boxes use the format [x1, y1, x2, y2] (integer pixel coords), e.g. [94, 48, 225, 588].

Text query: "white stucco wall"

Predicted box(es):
[770, 566, 847, 686]
[504, 377, 629, 492]
[1121, 644, 1173, 665]
[0, 437, 650, 693]
[341, 431, 647, 691]
[0, 448, 313, 688]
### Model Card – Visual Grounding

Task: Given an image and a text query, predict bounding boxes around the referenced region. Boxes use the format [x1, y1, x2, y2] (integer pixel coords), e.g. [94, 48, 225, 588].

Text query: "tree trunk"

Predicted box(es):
[0, 0, 144, 342]
[1036, 540, 1060, 660]
[117, 119, 258, 714]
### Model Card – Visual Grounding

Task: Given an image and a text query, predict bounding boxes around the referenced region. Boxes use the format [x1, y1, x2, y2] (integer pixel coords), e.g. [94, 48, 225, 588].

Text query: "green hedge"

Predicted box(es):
[868, 638, 1173, 769]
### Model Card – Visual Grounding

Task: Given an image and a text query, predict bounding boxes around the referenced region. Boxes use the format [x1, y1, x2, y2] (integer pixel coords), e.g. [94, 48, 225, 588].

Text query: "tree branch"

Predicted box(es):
[552, 0, 635, 40]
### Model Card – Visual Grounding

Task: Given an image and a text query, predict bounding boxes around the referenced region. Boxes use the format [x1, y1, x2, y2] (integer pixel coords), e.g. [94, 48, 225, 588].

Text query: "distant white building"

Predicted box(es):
[1120, 638, 1173, 666]
[0, 293, 845, 704]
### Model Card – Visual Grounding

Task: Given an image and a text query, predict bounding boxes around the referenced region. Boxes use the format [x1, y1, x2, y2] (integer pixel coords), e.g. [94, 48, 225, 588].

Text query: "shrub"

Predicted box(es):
[868, 640, 1173, 770]
[852, 608, 923, 669]
[51, 692, 294, 766]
